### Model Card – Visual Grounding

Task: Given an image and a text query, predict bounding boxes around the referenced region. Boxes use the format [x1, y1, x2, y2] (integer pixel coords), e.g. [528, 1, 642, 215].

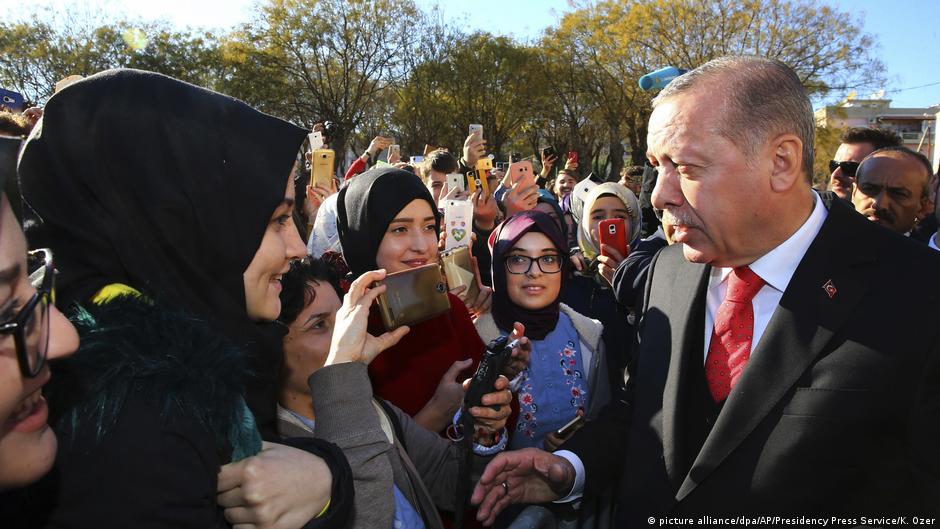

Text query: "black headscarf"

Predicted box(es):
[489, 210, 570, 340]
[17, 69, 306, 439]
[336, 166, 439, 277]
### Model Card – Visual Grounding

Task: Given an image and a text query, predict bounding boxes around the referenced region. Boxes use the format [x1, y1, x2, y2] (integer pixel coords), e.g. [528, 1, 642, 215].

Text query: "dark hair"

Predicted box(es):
[858, 146, 934, 199]
[278, 258, 344, 326]
[623, 165, 645, 178]
[840, 127, 902, 150]
[424, 150, 458, 175]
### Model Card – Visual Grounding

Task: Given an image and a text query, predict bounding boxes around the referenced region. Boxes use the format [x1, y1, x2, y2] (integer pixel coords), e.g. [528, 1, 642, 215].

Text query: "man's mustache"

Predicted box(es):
[661, 209, 703, 230]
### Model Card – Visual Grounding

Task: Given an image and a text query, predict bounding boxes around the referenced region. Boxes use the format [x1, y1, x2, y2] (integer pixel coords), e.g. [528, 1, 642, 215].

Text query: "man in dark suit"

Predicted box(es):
[471, 56, 940, 526]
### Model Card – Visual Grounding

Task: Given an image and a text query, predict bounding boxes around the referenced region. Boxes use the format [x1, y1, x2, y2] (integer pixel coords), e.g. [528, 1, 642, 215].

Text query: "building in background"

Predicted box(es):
[815, 97, 937, 169]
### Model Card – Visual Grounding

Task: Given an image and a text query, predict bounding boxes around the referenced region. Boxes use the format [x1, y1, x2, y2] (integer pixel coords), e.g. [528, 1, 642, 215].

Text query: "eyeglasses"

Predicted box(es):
[0, 248, 55, 378]
[828, 160, 860, 177]
[504, 254, 563, 275]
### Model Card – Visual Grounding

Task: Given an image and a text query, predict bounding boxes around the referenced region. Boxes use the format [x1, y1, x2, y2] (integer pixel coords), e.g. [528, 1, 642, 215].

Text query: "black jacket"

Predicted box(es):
[3, 296, 351, 528]
[564, 193, 940, 523]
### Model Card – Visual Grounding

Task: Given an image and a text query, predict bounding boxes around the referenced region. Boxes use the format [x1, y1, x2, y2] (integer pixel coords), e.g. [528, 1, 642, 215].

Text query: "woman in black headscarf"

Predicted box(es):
[335, 167, 492, 432]
[10, 69, 350, 528]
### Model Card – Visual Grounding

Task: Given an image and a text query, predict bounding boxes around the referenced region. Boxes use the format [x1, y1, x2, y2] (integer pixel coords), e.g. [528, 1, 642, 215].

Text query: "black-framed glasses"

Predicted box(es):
[504, 254, 563, 275]
[828, 160, 859, 177]
[0, 248, 54, 378]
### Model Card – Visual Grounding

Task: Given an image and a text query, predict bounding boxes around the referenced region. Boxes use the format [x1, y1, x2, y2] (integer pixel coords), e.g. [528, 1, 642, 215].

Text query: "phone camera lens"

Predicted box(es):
[436, 282, 446, 294]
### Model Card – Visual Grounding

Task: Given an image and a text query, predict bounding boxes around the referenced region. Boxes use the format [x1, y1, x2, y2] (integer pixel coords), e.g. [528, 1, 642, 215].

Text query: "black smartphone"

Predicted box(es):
[541, 146, 556, 159]
[555, 414, 585, 437]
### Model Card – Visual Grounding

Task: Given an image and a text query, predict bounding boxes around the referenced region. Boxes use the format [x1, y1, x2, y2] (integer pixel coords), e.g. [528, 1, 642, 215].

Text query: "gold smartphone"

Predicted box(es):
[376, 264, 451, 330]
[310, 149, 335, 188]
[440, 246, 480, 302]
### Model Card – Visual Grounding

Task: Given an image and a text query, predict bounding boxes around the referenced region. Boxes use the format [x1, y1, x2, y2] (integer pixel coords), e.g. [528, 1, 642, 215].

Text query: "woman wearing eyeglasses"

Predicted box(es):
[475, 211, 611, 452]
[0, 137, 79, 490]
[7, 70, 351, 528]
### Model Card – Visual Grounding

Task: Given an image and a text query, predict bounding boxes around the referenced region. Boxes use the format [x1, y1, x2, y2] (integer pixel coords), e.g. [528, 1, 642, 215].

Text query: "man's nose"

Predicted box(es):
[651, 166, 681, 211]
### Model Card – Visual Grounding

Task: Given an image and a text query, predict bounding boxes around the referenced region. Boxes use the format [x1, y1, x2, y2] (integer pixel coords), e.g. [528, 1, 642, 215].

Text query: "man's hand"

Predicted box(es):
[463, 375, 512, 445]
[415, 358, 473, 432]
[596, 243, 628, 286]
[564, 156, 579, 173]
[217, 441, 332, 529]
[502, 322, 531, 379]
[471, 448, 576, 526]
[463, 132, 486, 168]
[325, 270, 410, 366]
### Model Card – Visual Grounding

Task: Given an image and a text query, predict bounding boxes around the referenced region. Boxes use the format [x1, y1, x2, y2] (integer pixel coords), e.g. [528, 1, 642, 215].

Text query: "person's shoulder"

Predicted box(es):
[559, 303, 603, 347]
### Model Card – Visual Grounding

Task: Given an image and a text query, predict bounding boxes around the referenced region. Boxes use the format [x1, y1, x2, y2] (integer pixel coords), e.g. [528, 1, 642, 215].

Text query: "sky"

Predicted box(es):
[8, 0, 940, 109]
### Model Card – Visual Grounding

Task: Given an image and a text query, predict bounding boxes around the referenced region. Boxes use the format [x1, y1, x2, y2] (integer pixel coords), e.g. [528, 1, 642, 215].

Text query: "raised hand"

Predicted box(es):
[325, 269, 410, 366]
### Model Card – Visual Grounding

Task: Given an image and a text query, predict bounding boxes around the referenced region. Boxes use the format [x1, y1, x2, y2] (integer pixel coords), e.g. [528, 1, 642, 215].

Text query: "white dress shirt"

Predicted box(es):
[929, 233, 939, 252]
[555, 191, 828, 502]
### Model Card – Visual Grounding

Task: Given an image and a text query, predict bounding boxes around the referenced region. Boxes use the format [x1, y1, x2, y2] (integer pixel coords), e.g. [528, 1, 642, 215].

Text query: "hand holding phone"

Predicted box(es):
[388, 144, 401, 163]
[375, 264, 451, 330]
[508, 160, 535, 187]
[555, 414, 586, 437]
[443, 199, 474, 251]
[440, 245, 481, 302]
[598, 218, 629, 259]
[310, 149, 335, 189]
[446, 173, 466, 194]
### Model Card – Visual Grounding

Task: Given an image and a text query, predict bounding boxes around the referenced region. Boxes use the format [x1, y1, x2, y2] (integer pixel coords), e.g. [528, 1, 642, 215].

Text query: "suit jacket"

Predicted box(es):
[564, 193, 940, 523]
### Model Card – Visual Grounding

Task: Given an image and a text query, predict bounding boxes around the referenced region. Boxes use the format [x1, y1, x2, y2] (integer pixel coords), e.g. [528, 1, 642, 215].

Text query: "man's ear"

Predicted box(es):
[768, 133, 803, 193]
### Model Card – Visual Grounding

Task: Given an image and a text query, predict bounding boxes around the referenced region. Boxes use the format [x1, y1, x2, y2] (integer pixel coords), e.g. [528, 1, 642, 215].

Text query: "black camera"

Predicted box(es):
[464, 335, 517, 410]
[322, 121, 339, 142]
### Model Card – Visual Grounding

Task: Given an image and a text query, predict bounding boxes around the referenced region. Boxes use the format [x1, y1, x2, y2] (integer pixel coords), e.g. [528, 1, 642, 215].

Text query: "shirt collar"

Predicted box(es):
[929, 233, 940, 252]
[714, 191, 828, 293]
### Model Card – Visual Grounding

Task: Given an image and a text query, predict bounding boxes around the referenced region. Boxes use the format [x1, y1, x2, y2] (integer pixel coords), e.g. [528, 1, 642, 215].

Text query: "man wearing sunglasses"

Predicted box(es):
[827, 127, 901, 200]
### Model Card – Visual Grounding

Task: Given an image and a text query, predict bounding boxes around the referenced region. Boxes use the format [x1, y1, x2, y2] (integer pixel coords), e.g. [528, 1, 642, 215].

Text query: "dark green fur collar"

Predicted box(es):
[48, 295, 262, 461]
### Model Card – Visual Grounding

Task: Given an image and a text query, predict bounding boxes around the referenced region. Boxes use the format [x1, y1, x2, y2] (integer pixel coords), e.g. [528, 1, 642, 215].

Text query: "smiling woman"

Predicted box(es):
[0, 137, 79, 492]
[3, 69, 350, 528]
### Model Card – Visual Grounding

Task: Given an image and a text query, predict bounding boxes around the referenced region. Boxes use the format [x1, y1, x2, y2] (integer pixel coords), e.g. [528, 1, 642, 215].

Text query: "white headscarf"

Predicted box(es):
[576, 182, 642, 260]
[307, 193, 343, 257]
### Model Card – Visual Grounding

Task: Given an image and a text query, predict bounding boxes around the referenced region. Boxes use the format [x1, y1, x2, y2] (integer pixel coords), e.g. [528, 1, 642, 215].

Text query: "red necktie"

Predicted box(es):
[705, 266, 766, 402]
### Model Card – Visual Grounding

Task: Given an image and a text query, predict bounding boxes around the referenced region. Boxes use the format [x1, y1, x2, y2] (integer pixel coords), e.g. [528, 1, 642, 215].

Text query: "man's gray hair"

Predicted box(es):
[652, 56, 815, 182]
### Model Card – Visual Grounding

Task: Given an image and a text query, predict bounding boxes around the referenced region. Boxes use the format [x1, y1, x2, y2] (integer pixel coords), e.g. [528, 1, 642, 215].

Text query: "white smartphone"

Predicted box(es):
[308, 130, 324, 150]
[443, 199, 474, 252]
[468, 124, 483, 140]
[446, 173, 465, 194]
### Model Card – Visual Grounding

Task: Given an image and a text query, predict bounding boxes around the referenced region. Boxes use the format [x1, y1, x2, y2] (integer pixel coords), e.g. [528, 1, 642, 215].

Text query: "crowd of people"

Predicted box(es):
[0, 54, 937, 529]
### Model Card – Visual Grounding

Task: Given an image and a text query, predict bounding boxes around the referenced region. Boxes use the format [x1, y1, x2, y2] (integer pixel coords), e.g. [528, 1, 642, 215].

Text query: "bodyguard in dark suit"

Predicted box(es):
[471, 56, 940, 526]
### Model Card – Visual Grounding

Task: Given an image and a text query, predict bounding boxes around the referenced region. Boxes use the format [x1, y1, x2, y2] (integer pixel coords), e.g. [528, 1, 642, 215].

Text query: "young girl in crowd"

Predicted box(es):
[275, 258, 512, 529]
[476, 211, 611, 451]
[563, 182, 642, 392]
[0, 137, 79, 493]
[336, 167, 528, 434]
[8, 69, 349, 528]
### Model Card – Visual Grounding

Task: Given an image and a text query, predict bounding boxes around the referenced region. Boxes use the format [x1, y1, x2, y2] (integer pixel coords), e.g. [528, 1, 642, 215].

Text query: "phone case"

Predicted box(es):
[446, 173, 465, 193]
[508, 160, 535, 186]
[598, 218, 629, 258]
[440, 246, 480, 302]
[469, 124, 483, 139]
[567, 151, 578, 164]
[443, 199, 473, 251]
[541, 146, 555, 159]
[308, 131, 324, 150]
[476, 158, 493, 172]
[466, 170, 489, 195]
[376, 264, 451, 330]
[310, 149, 335, 188]
[388, 144, 400, 159]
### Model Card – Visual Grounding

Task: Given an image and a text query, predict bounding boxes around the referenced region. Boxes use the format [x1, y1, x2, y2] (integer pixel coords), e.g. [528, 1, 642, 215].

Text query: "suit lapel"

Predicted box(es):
[661, 259, 709, 491]
[676, 195, 876, 501]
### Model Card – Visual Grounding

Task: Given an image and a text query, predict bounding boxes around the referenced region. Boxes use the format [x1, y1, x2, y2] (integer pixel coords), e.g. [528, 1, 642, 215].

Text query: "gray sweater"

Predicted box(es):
[279, 362, 493, 529]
